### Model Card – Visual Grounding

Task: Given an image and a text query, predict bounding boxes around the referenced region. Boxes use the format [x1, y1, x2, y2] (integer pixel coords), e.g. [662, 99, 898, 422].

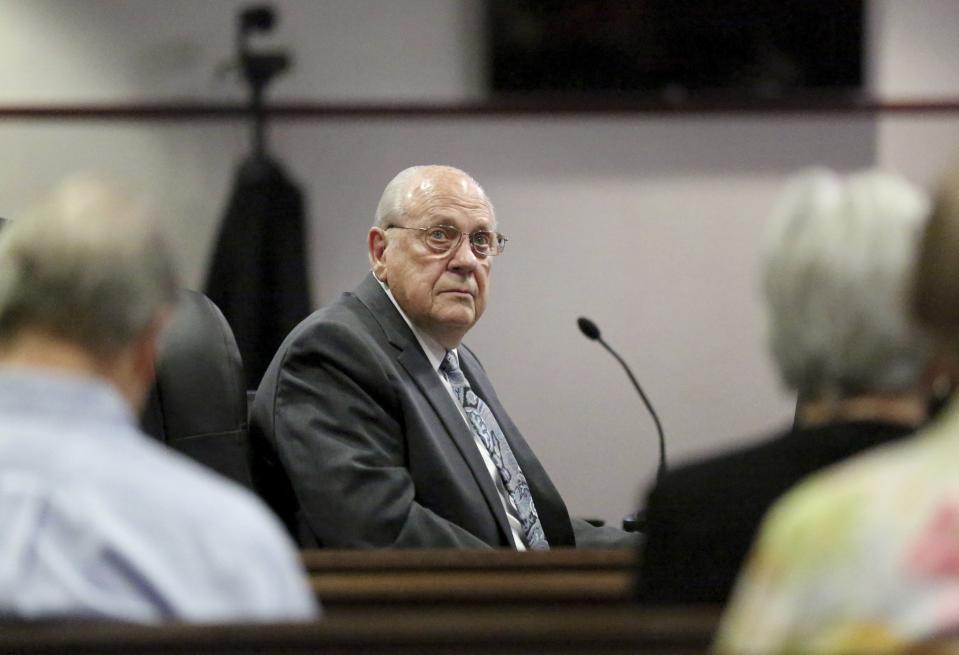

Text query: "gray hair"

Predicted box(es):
[762, 168, 930, 399]
[0, 177, 178, 358]
[373, 165, 495, 229]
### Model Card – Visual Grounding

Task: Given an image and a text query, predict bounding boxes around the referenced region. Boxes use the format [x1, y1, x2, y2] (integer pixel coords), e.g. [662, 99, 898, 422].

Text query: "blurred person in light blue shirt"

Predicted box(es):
[0, 177, 318, 623]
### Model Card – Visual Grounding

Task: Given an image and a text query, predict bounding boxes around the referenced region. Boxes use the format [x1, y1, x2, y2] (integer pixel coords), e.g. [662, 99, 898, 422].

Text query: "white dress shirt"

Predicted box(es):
[0, 368, 319, 622]
[380, 282, 527, 549]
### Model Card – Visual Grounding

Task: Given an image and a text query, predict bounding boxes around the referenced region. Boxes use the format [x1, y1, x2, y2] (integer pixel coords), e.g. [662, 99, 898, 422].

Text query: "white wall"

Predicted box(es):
[872, 0, 959, 188]
[870, 0, 959, 101]
[0, 0, 485, 103]
[0, 0, 956, 525]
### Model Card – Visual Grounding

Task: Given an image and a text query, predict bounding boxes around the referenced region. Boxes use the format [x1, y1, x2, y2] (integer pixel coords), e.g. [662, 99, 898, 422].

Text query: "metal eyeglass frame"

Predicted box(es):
[385, 224, 508, 257]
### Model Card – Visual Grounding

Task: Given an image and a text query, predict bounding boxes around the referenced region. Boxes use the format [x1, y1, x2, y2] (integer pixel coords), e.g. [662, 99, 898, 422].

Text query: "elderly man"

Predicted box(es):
[636, 168, 931, 605]
[251, 165, 630, 549]
[0, 179, 318, 622]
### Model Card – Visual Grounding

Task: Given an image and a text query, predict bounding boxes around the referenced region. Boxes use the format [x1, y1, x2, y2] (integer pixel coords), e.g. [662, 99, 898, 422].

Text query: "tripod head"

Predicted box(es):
[238, 5, 290, 94]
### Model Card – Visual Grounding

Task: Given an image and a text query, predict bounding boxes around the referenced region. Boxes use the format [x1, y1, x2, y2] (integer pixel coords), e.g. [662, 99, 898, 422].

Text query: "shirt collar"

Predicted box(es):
[0, 367, 135, 428]
[377, 278, 453, 372]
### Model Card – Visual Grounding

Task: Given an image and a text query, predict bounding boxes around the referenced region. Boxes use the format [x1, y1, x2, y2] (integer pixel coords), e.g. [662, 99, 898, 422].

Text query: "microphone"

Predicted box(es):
[577, 317, 666, 482]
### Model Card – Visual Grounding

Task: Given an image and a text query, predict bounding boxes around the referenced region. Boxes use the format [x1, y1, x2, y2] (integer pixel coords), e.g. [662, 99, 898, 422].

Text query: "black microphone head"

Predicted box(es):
[577, 317, 601, 341]
[240, 6, 276, 34]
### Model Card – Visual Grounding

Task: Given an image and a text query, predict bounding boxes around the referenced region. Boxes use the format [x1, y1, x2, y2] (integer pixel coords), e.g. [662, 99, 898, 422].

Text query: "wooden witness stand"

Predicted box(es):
[0, 549, 722, 654]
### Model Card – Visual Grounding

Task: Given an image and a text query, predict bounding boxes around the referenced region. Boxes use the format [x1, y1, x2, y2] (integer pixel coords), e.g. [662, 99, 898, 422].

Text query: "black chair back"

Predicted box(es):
[141, 289, 253, 488]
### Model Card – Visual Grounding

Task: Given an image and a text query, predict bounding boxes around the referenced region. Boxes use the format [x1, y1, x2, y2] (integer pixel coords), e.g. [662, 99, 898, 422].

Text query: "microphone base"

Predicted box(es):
[622, 510, 647, 533]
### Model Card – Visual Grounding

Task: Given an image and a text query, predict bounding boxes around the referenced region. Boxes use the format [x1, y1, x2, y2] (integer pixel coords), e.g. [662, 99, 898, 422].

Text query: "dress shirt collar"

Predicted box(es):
[0, 366, 134, 429]
[377, 278, 454, 372]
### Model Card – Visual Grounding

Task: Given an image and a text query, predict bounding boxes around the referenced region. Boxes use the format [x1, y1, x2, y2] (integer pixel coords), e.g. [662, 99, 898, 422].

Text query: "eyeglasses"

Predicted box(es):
[386, 224, 508, 257]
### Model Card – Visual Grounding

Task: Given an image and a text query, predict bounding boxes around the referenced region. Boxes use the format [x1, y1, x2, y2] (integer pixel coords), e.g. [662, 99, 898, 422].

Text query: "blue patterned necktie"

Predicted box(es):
[441, 351, 549, 550]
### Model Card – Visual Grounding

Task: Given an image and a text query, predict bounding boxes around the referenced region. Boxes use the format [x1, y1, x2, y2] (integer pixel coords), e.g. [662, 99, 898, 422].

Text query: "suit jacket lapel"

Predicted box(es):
[352, 274, 514, 544]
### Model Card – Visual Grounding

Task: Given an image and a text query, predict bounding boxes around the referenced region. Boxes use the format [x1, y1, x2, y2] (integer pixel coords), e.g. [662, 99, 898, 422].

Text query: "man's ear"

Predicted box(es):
[923, 342, 958, 395]
[368, 227, 388, 283]
[115, 307, 174, 414]
[134, 308, 173, 382]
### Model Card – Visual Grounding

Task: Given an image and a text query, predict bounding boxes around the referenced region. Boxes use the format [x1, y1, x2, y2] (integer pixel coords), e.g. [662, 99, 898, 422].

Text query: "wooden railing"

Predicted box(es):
[3, 97, 959, 121]
[0, 606, 721, 654]
[0, 549, 723, 653]
[303, 548, 635, 612]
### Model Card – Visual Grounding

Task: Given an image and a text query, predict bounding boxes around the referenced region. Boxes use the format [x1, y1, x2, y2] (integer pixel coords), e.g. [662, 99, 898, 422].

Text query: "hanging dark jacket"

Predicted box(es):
[205, 157, 312, 391]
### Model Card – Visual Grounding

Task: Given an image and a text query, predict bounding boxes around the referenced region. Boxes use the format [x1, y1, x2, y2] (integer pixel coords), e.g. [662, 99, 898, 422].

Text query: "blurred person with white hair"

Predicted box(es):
[715, 168, 959, 653]
[0, 178, 318, 623]
[637, 168, 931, 606]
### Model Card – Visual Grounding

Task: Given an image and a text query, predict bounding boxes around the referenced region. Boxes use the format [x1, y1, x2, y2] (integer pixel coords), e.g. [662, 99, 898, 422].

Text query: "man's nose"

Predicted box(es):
[448, 235, 479, 271]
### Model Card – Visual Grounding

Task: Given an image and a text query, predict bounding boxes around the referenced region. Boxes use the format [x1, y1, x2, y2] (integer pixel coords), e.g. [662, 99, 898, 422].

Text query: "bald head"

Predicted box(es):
[373, 165, 495, 230]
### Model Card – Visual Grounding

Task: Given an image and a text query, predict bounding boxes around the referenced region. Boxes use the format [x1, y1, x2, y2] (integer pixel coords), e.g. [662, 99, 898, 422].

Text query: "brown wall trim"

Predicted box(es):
[1, 98, 959, 121]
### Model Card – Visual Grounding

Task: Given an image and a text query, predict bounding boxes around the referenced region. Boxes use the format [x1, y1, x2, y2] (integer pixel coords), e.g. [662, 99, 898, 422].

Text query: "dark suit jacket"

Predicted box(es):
[636, 420, 914, 604]
[249, 273, 608, 549]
